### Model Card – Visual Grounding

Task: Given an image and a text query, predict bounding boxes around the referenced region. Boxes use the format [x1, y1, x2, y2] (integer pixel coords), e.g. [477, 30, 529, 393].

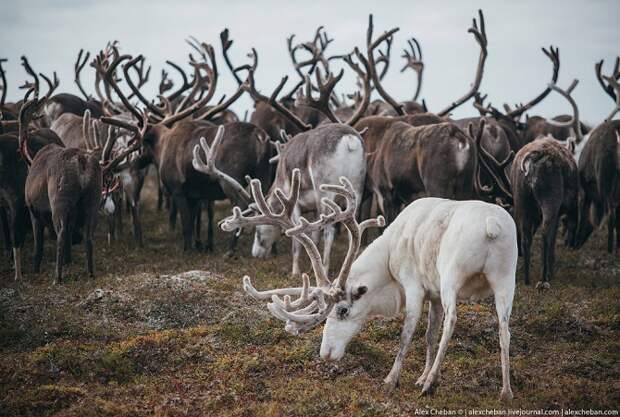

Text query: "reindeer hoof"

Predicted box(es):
[420, 375, 438, 397]
[535, 281, 551, 290]
[415, 373, 428, 386]
[224, 250, 237, 259]
[500, 388, 514, 402]
[382, 378, 399, 394]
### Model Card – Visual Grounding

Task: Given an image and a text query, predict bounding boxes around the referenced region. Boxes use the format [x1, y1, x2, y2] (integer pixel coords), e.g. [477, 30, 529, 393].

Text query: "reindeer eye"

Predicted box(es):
[336, 305, 349, 319]
[352, 286, 368, 300]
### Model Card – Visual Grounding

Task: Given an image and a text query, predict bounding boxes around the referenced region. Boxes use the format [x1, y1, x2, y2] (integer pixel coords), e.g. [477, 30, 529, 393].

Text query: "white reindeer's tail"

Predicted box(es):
[485, 216, 501, 240]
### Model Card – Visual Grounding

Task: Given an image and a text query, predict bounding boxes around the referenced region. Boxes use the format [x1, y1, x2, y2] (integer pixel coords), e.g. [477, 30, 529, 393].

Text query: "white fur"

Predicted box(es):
[253, 133, 366, 276]
[102, 196, 116, 215]
[319, 197, 517, 401]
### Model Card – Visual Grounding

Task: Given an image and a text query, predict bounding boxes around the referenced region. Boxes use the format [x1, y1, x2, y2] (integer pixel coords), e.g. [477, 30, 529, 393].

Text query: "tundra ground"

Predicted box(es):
[1, 171, 618, 416]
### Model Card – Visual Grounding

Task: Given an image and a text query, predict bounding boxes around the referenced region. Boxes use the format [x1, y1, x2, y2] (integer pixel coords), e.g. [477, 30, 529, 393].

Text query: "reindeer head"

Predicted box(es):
[219, 168, 385, 356]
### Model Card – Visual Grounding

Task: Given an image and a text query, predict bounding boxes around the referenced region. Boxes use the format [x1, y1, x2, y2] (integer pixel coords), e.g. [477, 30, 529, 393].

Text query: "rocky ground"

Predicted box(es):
[0, 171, 618, 416]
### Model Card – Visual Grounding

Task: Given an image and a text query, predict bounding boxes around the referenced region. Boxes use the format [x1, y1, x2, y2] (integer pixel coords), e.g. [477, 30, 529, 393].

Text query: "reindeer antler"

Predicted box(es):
[17, 90, 45, 165]
[341, 48, 372, 126]
[437, 9, 488, 117]
[595, 57, 619, 102]
[367, 14, 403, 115]
[602, 75, 620, 121]
[547, 79, 584, 143]
[0, 58, 7, 108]
[100, 109, 148, 174]
[74, 49, 91, 100]
[468, 119, 513, 202]
[222, 169, 384, 334]
[296, 68, 344, 123]
[401, 37, 424, 102]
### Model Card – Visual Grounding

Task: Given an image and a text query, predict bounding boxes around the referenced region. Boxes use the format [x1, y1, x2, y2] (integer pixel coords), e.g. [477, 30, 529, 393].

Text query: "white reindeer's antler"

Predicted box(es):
[229, 169, 384, 334]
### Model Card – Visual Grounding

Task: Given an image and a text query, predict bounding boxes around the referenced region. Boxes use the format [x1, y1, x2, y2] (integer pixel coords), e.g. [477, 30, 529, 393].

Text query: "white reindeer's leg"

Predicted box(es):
[322, 225, 335, 275]
[384, 285, 424, 392]
[495, 289, 514, 402]
[415, 299, 443, 385]
[421, 289, 457, 396]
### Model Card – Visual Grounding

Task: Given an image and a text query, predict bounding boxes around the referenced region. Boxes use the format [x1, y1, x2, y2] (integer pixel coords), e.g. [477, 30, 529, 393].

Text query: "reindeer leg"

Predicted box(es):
[168, 199, 177, 232]
[0, 208, 11, 258]
[107, 211, 115, 245]
[206, 200, 214, 253]
[520, 219, 534, 286]
[416, 299, 443, 385]
[615, 206, 620, 252]
[157, 170, 164, 212]
[54, 216, 69, 284]
[130, 201, 143, 247]
[421, 287, 457, 396]
[174, 196, 193, 251]
[538, 205, 560, 290]
[193, 200, 203, 250]
[384, 283, 424, 393]
[495, 286, 514, 402]
[63, 220, 72, 265]
[11, 206, 26, 281]
[607, 204, 616, 254]
[31, 211, 44, 274]
[115, 193, 123, 236]
[84, 212, 95, 278]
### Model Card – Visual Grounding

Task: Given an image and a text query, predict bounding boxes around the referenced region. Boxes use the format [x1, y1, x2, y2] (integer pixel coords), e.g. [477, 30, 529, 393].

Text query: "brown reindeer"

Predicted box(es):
[509, 80, 581, 289]
[99, 41, 273, 252]
[575, 59, 620, 252]
[20, 89, 146, 283]
[368, 121, 478, 223]
[0, 119, 63, 280]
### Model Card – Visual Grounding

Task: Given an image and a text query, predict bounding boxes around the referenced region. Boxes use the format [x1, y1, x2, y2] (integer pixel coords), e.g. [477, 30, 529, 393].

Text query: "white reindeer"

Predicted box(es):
[222, 169, 518, 401]
[194, 123, 366, 277]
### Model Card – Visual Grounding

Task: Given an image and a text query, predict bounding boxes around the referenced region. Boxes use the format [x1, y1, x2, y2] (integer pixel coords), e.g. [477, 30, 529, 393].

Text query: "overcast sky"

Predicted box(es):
[1, 0, 618, 123]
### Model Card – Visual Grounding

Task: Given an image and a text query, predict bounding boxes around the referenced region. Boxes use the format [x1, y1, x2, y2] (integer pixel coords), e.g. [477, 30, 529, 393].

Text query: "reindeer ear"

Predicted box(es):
[352, 286, 367, 300]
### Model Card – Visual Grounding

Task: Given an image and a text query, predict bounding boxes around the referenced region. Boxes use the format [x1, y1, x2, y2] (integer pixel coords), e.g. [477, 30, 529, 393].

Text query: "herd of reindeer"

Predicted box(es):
[1, 10, 619, 401]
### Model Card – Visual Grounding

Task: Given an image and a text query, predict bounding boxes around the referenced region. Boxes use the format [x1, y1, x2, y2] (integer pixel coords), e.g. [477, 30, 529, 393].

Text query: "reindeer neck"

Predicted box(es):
[349, 232, 403, 318]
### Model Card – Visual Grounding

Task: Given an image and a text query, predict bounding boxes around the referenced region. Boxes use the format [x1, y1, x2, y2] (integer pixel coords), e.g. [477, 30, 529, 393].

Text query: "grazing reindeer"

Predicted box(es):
[222, 169, 517, 401]
[575, 59, 620, 251]
[509, 80, 581, 288]
[21, 92, 146, 283]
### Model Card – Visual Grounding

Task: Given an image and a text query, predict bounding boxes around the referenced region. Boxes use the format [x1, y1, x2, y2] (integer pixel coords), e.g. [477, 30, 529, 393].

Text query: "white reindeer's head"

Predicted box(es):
[319, 284, 368, 360]
[220, 168, 385, 359]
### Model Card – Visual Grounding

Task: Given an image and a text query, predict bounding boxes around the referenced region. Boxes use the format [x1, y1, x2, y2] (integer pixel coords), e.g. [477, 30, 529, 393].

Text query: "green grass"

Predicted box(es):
[0, 169, 618, 416]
